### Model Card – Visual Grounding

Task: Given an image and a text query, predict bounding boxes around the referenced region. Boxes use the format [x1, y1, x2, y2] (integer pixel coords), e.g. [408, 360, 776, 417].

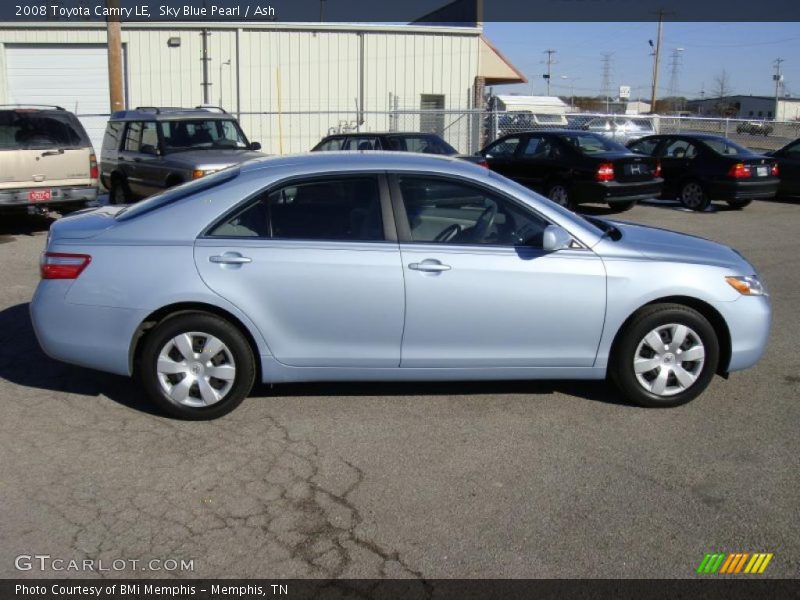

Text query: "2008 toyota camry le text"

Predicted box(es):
[30, 153, 771, 419]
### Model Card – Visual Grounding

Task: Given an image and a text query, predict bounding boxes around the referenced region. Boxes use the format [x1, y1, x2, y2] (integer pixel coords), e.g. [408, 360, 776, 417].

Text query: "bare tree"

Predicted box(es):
[711, 69, 735, 116]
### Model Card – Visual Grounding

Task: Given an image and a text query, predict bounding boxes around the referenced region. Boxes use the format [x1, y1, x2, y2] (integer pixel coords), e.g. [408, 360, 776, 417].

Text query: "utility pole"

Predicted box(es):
[106, 0, 124, 112]
[601, 53, 613, 113]
[200, 29, 212, 104]
[649, 10, 670, 114]
[773, 58, 785, 120]
[543, 49, 556, 97]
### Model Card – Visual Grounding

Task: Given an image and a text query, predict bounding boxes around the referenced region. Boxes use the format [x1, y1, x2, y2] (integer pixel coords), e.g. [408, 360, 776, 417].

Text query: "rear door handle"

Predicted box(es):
[210, 253, 252, 265]
[409, 259, 451, 272]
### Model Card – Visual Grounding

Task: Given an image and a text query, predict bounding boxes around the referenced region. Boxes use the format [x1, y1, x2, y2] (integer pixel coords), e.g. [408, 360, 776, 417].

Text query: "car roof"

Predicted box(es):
[241, 150, 473, 175]
[324, 132, 444, 138]
[109, 106, 235, 121]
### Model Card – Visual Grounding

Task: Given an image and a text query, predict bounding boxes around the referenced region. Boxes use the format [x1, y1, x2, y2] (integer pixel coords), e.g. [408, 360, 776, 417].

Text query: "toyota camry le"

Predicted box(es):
[30, 153, 771, 419]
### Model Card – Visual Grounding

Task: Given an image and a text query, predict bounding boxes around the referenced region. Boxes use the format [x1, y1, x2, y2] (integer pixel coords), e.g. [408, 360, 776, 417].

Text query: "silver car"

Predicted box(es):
[31, 153, 771, 419]
[583, 117, 656, 145]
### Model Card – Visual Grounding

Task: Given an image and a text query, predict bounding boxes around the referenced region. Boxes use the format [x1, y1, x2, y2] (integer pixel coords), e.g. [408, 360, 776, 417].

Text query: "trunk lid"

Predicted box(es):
[606, 153, 659, 183]
[48, 205, 124, 241]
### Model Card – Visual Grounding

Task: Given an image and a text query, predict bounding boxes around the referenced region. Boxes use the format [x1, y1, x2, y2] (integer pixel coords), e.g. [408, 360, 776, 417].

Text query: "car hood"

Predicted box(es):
[164, 149, 265, 168]
[598, 220, 753, 271]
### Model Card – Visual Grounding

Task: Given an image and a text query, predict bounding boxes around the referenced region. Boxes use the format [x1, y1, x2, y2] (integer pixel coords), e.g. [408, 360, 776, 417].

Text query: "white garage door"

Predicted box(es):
[5, 45, 116, 153]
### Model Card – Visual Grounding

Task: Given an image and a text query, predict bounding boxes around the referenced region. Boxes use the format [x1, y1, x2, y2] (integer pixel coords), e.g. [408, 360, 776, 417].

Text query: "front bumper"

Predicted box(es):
[707, 179, 779, 200]
[0, 185, 98, 207]
[712, 294, 772, 373]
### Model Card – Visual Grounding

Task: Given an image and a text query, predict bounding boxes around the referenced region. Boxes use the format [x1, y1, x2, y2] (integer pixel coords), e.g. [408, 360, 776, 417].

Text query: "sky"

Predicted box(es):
[482, 22, 800, 101]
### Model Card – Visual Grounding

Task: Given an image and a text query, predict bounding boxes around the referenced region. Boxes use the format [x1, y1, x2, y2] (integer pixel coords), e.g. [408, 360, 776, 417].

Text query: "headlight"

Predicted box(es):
[725, 275, 766, 296]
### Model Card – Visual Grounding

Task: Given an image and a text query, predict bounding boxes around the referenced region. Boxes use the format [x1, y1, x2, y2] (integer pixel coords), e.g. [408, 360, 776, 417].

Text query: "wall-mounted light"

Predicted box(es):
[167, 37, 181, 48]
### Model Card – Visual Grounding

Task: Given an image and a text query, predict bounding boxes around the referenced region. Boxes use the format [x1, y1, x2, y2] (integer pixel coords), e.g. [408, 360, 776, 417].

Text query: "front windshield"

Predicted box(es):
[160, 119, 249, 152]
[703, 138, 755, 156]
[561, 132, 628, 154]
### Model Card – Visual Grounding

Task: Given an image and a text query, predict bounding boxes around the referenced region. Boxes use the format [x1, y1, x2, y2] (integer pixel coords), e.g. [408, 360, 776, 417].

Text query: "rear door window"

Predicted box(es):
[0, 109, 89, 150]
[208, 177, 385, 242]
[662, 139, 698, 159]
[484, 137, 521, 158]
[342, 137, 380, 151]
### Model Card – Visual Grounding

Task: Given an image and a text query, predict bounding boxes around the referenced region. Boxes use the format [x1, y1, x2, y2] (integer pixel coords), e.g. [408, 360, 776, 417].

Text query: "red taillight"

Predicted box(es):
[595, 162, 615, 182]
[654, 161, 662, 178]
[477, 159, 489, 169]
[771, 162, 779, 177]
[89, 153, 98, 179]
[40, 253, 92, 280]
[728, 162, 751, 179]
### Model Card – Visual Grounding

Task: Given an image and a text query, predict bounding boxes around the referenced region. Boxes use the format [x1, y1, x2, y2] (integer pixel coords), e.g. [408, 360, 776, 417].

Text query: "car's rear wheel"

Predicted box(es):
[679, 180, 710, 211]
[547, 183, 576, 211]
[138, 313, 256, 420]
[610, 303, 719, 408]
[109, 177, 130, 205]
[726, 199, 752, 210]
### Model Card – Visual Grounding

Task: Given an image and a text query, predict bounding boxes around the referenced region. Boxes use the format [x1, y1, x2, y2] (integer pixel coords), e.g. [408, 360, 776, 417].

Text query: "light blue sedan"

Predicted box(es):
[31, 153, 771, 419]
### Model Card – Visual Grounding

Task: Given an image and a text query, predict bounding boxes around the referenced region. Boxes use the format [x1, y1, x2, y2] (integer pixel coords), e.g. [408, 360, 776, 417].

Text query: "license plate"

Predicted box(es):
[624, 163, 650, 176]
[756, 166, 768, 177]
[28, 189, 51, 202]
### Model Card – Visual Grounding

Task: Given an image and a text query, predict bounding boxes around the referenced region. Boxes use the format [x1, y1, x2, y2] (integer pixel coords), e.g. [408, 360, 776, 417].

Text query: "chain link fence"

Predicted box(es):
[78, 109, 800, 157]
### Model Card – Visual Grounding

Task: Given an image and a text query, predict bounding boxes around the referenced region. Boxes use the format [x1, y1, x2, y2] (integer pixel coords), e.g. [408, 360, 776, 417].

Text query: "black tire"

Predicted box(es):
[165, 176, 184, 189]
[726, 199, 752, 210]
[611, 200, 637, 212]
[546, 182, 576, 211]
[678, 180, 710, 212]
[610, 303, 719, 408]
[138, 312, 256, 420]
[109, 177, 131, 205]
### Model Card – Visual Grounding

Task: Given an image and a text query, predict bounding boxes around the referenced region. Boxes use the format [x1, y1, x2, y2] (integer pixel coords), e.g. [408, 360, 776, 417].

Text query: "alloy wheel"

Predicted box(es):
[681, 183, 706, 209]
[549, 186, 569, 207]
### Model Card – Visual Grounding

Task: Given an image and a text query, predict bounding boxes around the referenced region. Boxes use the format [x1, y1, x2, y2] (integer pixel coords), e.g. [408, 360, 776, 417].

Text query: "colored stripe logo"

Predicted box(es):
[697, 553, 773, 574]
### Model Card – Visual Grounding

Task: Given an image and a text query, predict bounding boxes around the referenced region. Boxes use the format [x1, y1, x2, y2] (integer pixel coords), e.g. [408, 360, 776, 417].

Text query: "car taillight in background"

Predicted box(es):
[728, 163, 752, 179]
[476, 159, 489, 169]
[40, 253, 92, 280]
[595, 162, 615, 182]
[89, 153, 98, 179]
[654, 161, 662, 178]
[771, 162, 779, 177]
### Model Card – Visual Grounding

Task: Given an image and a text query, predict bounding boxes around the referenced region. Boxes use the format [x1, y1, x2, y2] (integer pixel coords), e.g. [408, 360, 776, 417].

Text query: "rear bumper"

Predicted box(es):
[706, 179, 778, 200]
[30, 281, 144, 377]
[0, 185, 98, 207]
[575, 179, 663, 204]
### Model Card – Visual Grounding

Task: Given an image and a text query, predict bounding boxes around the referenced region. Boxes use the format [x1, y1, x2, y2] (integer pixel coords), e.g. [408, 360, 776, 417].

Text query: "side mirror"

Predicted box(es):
[249, 141, 262, 151]
[542, 224, 573, 252]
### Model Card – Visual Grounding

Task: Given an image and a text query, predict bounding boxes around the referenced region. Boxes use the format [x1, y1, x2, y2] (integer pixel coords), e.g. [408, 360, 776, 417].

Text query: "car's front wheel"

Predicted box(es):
[726, 199, 753, 210]
[611, 200, 637, 212]
[610, 303, 719, 408]
[138, 313, 256, 419]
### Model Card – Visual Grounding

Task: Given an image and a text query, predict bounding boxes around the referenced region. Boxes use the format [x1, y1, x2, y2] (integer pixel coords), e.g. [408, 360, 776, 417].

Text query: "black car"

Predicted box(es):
[311, 132, 487, 166]
[627, 134, 779, 211]
[478, 130, 663, 211]
[766, 138, 800, 198]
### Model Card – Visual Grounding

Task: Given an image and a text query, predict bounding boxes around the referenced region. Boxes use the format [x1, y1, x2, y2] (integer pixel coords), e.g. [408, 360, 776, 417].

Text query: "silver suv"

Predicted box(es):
[0, 105, 98, 213]
[100, 106, 264, 203]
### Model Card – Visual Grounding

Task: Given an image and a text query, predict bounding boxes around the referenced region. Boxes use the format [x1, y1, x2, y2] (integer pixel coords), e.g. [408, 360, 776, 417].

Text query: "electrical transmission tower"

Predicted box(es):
[601, 53, 613, 112]
[542, 49, 557, 96]
[667, 48, 684, 98]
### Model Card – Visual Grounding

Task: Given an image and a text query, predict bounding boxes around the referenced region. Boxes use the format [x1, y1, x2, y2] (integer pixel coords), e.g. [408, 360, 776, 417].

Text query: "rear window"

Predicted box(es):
[560, 133, 627, 155]
[116, 167, 240, 221]
[0, 110, 89, 150]
[702, 138, 755, 156]
[385, 135, 457, 155]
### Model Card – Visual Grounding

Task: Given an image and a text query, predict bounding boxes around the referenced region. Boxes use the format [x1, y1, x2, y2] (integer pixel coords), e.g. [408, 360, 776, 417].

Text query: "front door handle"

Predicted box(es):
[210, 253, 252, 265]
[408, 259, 451, 272]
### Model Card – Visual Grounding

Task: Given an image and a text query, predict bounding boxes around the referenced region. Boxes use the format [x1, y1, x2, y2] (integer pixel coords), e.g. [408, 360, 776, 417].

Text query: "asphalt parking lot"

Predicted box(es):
[0, 197, 798, 580]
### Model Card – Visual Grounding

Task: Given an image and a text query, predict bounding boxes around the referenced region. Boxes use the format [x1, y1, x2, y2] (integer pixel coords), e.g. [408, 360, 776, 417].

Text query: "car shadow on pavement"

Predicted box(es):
[0, 302, 162, 416]
[0, 213, 56, 242]
[2, 302, 632, 416]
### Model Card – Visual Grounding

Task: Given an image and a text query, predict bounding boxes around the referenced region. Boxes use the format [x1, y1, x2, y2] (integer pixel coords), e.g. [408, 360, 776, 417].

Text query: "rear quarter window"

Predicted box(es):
[101, 121, 124, 154]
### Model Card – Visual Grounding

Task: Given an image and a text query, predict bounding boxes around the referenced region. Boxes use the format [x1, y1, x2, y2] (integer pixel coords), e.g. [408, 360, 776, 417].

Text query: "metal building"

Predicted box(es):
[0, 22, 524, 153]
